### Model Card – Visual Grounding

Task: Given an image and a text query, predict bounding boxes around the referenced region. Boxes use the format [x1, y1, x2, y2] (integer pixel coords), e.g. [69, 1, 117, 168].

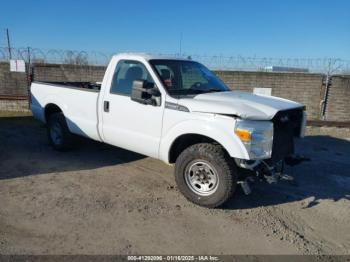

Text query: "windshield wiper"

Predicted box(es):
[193, 88, 225, 94]
[169, 88, 225, 97]
[207, 88, 224, 93]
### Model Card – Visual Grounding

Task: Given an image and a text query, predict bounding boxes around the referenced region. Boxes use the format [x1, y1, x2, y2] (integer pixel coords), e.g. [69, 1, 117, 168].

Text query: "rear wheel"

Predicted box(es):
[174, 143, 237, 208]
[47, 112, 74, 151]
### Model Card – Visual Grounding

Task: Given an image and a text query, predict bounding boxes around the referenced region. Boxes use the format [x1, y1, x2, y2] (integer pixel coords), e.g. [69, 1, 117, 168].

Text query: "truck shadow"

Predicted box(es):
[0, 116, 145, 180]
[224, 135, 350, 210]
[1, 116, 349, 210]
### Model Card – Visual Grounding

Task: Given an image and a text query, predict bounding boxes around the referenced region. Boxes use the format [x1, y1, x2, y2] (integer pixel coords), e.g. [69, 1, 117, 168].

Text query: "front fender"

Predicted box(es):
[159, 117, 249, 163]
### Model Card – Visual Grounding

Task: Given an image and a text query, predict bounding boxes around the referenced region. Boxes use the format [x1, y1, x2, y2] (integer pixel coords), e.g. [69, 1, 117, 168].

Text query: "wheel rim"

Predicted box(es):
[50, 122, 63, 145]
[184, 160, 219, 196]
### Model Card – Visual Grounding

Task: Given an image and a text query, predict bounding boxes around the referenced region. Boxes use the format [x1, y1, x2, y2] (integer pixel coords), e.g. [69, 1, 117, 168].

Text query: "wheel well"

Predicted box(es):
[169, 134, 223, 164]
[44, 104, 62, 122]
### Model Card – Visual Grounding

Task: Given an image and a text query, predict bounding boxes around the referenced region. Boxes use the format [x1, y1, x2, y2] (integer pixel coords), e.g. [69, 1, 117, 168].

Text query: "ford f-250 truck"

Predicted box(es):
[31, 53, 306, 208]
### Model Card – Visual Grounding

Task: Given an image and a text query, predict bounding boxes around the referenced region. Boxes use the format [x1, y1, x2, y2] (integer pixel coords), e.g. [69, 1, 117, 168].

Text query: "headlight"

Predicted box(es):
[235, 120, 273, 159]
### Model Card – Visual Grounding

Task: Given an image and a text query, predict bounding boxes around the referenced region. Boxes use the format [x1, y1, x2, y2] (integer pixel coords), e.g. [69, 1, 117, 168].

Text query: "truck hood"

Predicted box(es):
[179, 91, 304, 120]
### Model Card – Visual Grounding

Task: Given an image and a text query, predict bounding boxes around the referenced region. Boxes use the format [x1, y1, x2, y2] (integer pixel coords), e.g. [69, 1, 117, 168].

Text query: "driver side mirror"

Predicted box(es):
[131, 80, 161, 106]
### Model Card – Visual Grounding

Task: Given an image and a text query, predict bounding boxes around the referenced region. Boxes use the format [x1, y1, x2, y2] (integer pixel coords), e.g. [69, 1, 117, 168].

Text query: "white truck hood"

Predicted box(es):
[179, 91, 304, 120]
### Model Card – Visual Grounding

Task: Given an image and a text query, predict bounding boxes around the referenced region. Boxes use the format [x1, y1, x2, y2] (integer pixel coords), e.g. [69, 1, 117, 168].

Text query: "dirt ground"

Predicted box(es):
[0, 116, 349, 255]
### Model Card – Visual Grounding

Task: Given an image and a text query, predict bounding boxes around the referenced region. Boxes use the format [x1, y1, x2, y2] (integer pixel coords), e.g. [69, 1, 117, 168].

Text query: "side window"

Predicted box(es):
[154, 65, 176, 90]
[110, 60, 154, 96]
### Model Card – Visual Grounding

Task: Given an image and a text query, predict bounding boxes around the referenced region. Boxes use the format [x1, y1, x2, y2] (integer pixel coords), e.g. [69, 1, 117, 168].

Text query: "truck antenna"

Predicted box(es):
[179, 32, 183, 56]
[6, 28, 12, 60]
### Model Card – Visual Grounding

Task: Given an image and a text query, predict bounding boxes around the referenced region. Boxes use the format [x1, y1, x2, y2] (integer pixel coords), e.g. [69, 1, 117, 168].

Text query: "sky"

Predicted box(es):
[1, 0, 350, 59]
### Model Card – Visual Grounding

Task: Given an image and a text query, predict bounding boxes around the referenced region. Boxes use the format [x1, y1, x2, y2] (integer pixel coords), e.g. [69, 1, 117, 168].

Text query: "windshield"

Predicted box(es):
[150, 59, 230, 97]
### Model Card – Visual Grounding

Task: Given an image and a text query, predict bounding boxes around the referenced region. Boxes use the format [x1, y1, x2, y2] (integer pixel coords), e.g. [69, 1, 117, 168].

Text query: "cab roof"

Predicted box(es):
[112, 52, 192, 62]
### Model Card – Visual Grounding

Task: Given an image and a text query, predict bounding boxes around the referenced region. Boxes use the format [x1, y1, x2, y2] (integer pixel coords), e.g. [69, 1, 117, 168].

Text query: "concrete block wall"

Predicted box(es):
[0, 99, 29, 112]
[326, 75, 350, 121]
[0, 62, 28, 96]
[0, 61, 349, 121]
[32, 63, 106, 83]
[215, 71, 323, 120]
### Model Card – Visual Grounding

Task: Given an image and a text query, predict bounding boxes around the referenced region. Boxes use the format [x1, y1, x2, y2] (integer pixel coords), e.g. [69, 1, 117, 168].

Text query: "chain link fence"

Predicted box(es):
[1, 46, 350, 74]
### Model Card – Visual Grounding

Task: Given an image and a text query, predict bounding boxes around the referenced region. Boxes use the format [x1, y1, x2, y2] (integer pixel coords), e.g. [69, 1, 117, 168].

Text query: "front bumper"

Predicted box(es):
[270, 107, 305, 164]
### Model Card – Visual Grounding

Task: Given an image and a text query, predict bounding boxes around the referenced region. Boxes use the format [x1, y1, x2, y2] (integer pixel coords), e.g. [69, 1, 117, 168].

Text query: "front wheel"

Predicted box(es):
[174, 143, 237, 208]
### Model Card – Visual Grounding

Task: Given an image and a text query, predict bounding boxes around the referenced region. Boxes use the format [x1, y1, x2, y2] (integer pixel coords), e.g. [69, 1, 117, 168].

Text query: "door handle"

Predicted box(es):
[104, 101, 110, 112]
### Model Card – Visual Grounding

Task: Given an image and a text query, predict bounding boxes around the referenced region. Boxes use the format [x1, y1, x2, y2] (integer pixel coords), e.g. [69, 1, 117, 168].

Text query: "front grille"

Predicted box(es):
[270, 108, 304, 163]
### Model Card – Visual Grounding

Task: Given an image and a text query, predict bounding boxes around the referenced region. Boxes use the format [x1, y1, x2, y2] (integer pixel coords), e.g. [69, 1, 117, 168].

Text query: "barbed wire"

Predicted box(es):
[190, 55, 350, 74]
[0, 47, 113, 66]
[0, 46, 349, 74]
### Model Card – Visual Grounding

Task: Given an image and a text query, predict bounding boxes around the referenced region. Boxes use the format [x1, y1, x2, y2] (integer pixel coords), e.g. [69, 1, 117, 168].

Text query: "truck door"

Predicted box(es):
[101, 59, 163, 158]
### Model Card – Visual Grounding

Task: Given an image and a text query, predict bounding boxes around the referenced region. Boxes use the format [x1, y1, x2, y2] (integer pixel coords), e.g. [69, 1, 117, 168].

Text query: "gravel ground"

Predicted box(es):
[0, 116, 349, 255]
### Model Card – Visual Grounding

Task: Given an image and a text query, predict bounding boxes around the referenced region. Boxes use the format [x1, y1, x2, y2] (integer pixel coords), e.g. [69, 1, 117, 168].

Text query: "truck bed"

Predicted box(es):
[36, 81, 101, 92]
[30, 81, 102, 142]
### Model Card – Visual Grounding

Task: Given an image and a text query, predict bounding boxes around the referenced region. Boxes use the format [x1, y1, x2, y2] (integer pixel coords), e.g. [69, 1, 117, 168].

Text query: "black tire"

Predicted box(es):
[174, 143, 237, 208]
[47, 112, 74, 151]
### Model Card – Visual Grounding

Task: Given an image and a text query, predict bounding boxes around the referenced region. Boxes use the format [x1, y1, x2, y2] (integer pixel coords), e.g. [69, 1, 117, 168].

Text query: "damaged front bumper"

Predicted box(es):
[235, 158, 299, 195]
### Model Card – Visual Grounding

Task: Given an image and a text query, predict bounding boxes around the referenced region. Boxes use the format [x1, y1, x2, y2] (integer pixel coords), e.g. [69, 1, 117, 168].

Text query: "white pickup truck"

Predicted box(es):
[31, 53, 306, 208]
